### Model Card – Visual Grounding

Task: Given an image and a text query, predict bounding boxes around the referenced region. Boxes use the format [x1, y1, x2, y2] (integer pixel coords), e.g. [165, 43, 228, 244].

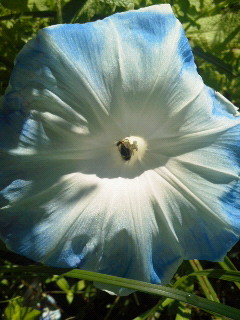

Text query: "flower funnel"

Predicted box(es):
[0, 4, 240, 296]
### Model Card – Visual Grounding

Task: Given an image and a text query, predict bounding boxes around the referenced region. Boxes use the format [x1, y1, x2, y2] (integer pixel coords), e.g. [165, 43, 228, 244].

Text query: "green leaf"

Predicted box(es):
[56, 277, 70, 292]
[27, 0, 50, 11]
[20, 309, 42, 320]
[71, 279, 85, 293]
[1, 0, 29, 11]
[184, 12, 239, 50]
[66, 292, 74, 304]
[76, 280, 85, 291]
[1, 0, 51, 12]
[62, 0, 134, 23]
[4, 298, 41, 320]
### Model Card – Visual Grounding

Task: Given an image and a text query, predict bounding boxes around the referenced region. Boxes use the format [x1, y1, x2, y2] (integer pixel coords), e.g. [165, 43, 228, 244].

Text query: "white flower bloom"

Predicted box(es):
[0, 5, 240, 295]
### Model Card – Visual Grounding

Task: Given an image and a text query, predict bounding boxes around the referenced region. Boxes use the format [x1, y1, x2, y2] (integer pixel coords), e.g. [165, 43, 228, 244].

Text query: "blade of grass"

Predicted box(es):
[133, 297, 173, 320]
[175, 301, 192, 320]
[189, 260, 220, 302]
[219, 255, 239, 271]
[64, 269, 240, 320]
[104, 296, 120, 320]
[174, 269, 240, 286]
[174, 276, 194, 320]
[0, 265, 240, 319]
[188, 269, 240, 283]
[218, 256, 240, 290]
[193, 46, 238, 77]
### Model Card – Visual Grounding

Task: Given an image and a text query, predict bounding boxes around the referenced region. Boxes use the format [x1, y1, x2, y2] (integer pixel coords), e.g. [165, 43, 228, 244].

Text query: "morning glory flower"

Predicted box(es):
[0, 4, 240, 296]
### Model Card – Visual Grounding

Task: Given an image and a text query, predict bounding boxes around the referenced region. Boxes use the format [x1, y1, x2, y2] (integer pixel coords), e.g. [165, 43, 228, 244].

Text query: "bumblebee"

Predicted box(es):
[116, 139, 138, 161]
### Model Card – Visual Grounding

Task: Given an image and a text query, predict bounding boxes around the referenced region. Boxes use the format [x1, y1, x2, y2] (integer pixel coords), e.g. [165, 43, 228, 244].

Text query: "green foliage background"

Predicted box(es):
[0, 0, 240, 105]
[0, 0, 240, 319]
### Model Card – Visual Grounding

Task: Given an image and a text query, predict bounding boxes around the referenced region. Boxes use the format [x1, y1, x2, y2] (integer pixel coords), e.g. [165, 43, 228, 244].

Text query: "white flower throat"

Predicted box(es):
[116, 136, 147, 164]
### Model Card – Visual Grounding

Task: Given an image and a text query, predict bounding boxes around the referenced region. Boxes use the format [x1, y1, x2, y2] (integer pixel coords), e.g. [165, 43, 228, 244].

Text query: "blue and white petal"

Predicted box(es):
[3, 4, 204, 137]
[0, 4, 240, 296]
[0, 173, 182, 295]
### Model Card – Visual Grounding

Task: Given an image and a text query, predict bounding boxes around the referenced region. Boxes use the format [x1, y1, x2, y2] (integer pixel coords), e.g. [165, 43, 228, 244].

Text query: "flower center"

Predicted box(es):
[116, 136, 147, 164]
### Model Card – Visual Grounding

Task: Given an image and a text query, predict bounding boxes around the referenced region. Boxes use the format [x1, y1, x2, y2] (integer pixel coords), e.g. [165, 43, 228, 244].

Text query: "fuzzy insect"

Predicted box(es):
[116, 139, 138, 161]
